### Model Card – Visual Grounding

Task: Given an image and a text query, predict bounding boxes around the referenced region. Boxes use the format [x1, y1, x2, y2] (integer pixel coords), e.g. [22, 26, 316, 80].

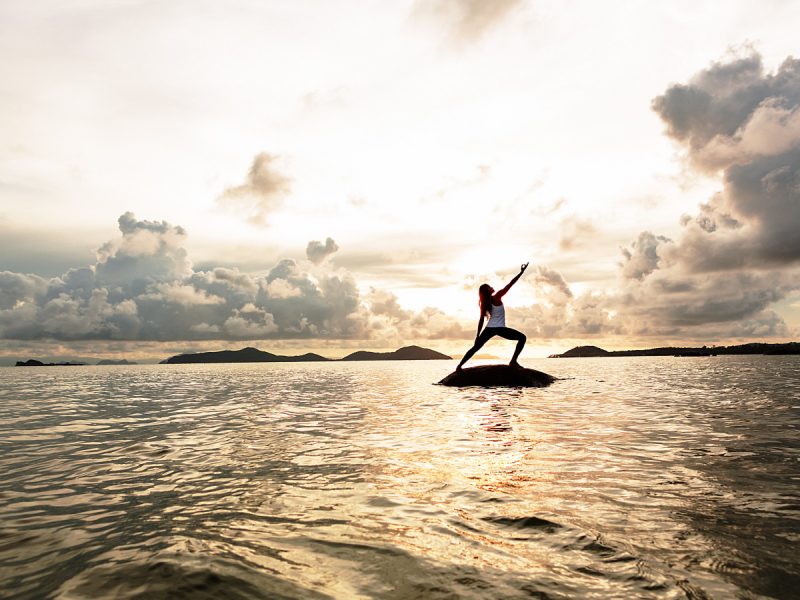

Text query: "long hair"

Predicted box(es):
[478, 283, 493, 318]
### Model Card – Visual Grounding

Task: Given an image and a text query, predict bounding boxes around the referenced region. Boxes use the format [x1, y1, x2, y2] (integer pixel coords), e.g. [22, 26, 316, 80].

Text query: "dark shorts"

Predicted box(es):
[477, 326, 525, 344]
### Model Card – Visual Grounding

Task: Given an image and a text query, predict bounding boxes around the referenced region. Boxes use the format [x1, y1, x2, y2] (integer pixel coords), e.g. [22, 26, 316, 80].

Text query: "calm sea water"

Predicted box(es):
[1, 356, 799, 599]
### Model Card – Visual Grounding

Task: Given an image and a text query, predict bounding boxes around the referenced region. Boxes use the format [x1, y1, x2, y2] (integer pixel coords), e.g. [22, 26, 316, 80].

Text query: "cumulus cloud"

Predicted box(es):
[619, 232, 672, 281]
[139, 283, 225, 306]
[609, 51, 800, 338]
[650, 53, 800, 267]
[0, 213, 372, 341]
[223, 304, 278, 338]
[508, 265, 620, 339]
[413, 0, 523, 44]
[0, 213, 477, 345]
[514, 50, 800, 344]
[217, 153, 292, 225]
[0, 271, 47, 310]
[306, 237, 339, 265]
[363, 288, 470, 341]
[95, 212, 191, 285]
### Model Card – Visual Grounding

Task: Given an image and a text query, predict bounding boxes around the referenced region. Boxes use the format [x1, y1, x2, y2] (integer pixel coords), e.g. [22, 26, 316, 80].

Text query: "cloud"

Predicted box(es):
[223, 304, 278, 338]
[619, 232, 672, 281]
[95, 212, 192, 286]
[508, 265, 620, 339]
[139, 283, 225, 306]
[607, 51, 800, 338]
[413, 0, 523, 44]
[652, 53, 800, 172]
[533, 265, 572, 298]
[0, 271, 48, 310]
[558, 215, 596, 251]
[650, 52, 800, 268]
[0, 213, 377, 342]
[363, 288, 471, 341]
[217, 153, 292, 225]
[306, 237, 339, 265]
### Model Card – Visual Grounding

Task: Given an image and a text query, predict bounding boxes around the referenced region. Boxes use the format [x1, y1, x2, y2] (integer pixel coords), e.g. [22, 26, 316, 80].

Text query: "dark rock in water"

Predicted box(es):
[438, 364, 555, 387]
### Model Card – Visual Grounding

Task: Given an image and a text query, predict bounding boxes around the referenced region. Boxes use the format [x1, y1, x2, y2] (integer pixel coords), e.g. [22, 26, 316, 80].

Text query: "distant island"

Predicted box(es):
[161, 347, 329, 364]
[550, 342, 800, 358]
[97, 359, 137, 365]
[340, 346, 451, 361]
[15, 359, 87, 367]
[161, 345, 450, 364]
[14, 358, 136, 367]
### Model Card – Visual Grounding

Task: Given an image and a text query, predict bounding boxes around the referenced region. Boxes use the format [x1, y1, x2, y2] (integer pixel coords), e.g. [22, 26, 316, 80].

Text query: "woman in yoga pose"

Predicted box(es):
[456, 263, 528, 371]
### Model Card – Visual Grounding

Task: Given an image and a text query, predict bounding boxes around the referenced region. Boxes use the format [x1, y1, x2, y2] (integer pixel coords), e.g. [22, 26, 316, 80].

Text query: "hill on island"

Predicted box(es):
[15, 359, 87, 367]
[161, 347, 330, 364]
[554, 345, 610, 358]
[340, 345, 451, 361]
[160, 345, 451, 364]
[97, 359, 137, 365]
[550, 342, 800, 358]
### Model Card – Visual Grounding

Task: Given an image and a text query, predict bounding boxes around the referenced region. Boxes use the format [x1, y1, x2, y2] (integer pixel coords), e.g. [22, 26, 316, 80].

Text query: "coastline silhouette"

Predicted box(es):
[457, 262, 529, 371]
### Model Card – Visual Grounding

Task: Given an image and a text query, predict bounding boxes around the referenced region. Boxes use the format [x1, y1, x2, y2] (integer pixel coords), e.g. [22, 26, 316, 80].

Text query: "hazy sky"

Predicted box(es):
[1, 0, 800, 361]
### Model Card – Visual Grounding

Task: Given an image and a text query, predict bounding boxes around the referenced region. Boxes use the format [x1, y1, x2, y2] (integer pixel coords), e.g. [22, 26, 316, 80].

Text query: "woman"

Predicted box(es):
[456, 262, 528, 371]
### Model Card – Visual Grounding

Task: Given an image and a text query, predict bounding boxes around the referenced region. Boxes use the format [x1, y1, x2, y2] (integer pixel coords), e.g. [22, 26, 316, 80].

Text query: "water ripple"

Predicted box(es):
[1, 357, 799, 598]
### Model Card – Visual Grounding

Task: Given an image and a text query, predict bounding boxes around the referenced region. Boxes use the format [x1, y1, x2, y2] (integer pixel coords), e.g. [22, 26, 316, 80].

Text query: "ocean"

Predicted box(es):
[1, 356, 798, 599]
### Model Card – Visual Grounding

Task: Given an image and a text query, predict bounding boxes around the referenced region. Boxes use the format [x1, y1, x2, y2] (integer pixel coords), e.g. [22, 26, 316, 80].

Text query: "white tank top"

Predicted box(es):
[486, 303, 506, 328]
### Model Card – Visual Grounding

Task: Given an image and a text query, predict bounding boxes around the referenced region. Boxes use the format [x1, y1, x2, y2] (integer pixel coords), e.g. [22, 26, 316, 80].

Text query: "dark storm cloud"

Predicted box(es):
[0, 213, 467, 343]
[217, 152, 292, 226]
[306, 237, 339, 265]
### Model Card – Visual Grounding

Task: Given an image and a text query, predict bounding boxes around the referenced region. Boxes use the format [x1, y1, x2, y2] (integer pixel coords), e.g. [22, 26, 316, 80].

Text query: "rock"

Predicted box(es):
[438, 364, 556, 387]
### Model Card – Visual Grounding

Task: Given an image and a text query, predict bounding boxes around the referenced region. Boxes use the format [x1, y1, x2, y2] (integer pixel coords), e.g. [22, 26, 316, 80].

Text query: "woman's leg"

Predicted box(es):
[493, 327, 527, 366]
[456, 329, 496, 370]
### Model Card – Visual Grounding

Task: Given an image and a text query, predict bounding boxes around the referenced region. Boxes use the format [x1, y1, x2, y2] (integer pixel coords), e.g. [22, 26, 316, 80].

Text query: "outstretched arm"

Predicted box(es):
[495, 262, 529, 300]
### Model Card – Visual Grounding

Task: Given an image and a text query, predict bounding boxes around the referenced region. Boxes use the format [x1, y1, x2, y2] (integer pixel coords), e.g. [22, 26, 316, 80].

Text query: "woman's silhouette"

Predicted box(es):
[456, 263, 528, 371]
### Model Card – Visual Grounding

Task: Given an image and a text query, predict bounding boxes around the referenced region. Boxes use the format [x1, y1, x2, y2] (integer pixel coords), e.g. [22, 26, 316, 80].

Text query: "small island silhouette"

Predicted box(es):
[97, 359, 138, 365]
[15, 359, 87, 367]
[160, 345, 451, 364]
[550, 342, 800, 358]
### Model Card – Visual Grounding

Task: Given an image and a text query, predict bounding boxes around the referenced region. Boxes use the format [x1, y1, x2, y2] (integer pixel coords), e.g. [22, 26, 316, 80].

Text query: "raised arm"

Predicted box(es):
[495, 262, 529, 300]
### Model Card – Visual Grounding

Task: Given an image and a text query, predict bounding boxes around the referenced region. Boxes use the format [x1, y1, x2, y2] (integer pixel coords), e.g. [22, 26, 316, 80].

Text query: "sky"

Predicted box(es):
[1, 0, 800, 363]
